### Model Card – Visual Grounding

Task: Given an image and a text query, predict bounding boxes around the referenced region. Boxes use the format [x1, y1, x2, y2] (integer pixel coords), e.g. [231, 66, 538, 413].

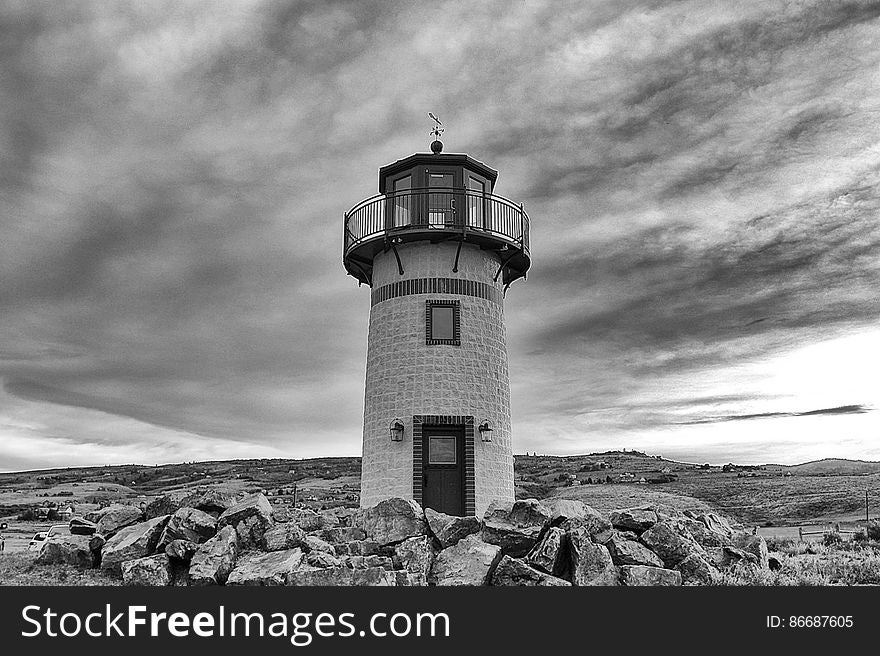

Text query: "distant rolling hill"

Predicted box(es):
[781, 458, 880, 476]
[3, 453, 880, 525]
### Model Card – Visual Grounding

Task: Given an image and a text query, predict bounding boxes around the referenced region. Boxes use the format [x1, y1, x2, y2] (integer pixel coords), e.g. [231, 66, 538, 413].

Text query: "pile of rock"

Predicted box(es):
[35, 493, 769, 586]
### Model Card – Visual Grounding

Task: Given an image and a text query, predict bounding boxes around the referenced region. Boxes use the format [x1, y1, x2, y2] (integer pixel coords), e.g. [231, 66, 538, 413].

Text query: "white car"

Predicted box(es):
[27, 531, 48, 551]
[27, 524, 70, 551]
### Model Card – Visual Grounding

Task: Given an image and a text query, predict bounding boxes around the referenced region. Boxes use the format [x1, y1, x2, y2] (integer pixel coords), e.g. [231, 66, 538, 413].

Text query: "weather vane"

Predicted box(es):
[428, 112, 444, 153]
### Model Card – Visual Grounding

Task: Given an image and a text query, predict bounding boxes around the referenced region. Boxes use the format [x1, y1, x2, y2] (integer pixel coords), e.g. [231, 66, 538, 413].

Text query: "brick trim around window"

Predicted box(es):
[425, 299, 461, 346]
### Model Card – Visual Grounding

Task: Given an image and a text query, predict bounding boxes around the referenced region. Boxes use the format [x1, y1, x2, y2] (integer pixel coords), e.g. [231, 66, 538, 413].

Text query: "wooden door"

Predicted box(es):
[421, 426, 464, 516]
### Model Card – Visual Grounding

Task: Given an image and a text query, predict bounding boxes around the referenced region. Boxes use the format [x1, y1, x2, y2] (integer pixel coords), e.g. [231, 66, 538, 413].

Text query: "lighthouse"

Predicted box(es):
[343, 128, 530, 517]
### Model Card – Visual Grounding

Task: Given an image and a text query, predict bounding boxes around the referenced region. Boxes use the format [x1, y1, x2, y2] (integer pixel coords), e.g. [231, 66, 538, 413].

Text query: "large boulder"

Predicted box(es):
[733, 533, 769, 569]
[144, 492, 187, 520]
[227, 549, 304, 586]
[393, 535, 435, 579]
[605, 531, 664, 568]
[354, 498, 428, 546]
[619, 565, 682, 586]
[272, 506, 292, 523]
[69, 517, 98, 536]
[430, 533, 503, 586]
[121, 554, 173, 586]
[180, 488, 235, 516]
[482, 499, 551, 557]
[639, 521, 707, 568]
[288, 508, 327, 532]
[526, 526, 565, 575]
[36, 534, 95, 568]
[88, 535, 106, 564]
[263, 523, 307, 552]
[677, 517, 730, 548]
[567, 528, 618, 586]
[287, 567, 397, 586]
[551, 500, 612, 540]
[395, 572, 428, 586]
[676, 553, 721, 585]
[303, 535, 336, 554]
[218, 493, 273, 549]
[306, 551, 343, 568]
[492, 555, 571, 586]
[101, 515, 170, 572]
[92, 505, 145, 538]
[318, 527, 367, 543]
[342, 555, 394, 570]
[610, 508, 658, 534]
[548, 499, 600, 526]
[158, 508, 218, 549]
[424, 507, 481, 548]
[165, 539, 198, 563]
[707, 546, 759, 569]
[696, 512, 735, 538]
[188, 525, 239, 585]
[334, 540, 382, 556]
[325, 507, 356, 527]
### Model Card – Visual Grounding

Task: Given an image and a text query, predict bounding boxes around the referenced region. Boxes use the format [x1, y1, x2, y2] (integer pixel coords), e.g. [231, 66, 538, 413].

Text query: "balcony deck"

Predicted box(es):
[343, 187, 531, 288]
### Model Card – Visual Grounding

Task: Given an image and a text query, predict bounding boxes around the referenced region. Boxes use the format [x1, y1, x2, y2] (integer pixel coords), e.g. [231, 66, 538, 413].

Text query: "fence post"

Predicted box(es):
[798, 526, 803, 541]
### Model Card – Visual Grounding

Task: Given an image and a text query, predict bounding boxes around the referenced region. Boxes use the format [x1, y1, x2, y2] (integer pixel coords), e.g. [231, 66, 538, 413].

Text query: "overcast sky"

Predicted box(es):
[1, 0, 879, 471]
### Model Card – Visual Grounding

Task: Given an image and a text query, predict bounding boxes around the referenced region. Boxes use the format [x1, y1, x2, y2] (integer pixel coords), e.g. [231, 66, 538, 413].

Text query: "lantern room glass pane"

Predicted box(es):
[431, 306, 454, 340]
[467, 176, 484, 227]
[392, 175, 411, 227]
[428, 173, 453, 227]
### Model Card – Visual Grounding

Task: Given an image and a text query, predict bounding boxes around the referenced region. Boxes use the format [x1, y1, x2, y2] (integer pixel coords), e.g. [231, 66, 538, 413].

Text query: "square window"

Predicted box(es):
[428, 436, 457, 464]
[426, 300, 460, 345]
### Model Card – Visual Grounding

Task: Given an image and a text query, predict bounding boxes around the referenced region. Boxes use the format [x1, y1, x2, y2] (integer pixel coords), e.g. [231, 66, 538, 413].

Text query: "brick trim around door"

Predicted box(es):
[412, 415, 476, 516]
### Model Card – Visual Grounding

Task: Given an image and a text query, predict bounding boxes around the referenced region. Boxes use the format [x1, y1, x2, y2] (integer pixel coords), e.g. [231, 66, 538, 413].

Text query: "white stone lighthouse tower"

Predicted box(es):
[343, 134, 530, 517]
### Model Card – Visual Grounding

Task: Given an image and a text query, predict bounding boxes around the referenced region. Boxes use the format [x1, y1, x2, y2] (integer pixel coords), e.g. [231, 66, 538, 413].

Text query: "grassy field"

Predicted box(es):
[550, 483, 713, 516]
[720, 538, 880, 585]
[668, 472, 880, 525]
[514, 451, 880, 526]
[3, 451, 879, 534]
[0, 552, 119, 586]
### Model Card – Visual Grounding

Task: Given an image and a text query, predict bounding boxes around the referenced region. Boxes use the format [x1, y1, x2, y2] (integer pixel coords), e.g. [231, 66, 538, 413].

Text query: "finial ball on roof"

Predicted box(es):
[430, 139, 443, 154]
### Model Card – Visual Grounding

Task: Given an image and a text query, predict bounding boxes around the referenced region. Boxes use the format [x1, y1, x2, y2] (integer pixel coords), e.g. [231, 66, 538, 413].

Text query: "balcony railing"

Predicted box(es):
[343, 187, 530, 257]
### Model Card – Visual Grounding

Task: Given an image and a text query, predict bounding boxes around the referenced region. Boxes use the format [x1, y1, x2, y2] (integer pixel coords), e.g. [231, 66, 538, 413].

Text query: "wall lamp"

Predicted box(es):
[390, 419, 405, 442]
[478, 421, 493, 442]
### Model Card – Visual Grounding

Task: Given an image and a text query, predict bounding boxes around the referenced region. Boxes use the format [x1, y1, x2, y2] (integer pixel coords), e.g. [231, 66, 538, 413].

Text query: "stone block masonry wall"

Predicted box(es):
[361, 241, 514, 516]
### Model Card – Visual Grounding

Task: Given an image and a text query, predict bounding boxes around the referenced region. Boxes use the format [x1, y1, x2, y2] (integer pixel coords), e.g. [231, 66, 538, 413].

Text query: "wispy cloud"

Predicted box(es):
[677, 404, 871, 424]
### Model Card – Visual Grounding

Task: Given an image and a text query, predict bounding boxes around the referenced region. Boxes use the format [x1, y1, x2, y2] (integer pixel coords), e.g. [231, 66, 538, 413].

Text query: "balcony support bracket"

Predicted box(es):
[493, 247, 519, 283]
[451, 234, 465, 273]
[387, 237, 405, 276]
[348, 261, 372, 287]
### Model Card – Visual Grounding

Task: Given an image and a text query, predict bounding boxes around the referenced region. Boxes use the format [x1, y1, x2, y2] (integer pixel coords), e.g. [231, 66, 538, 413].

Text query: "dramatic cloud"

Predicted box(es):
[1, 0, 879, 470]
